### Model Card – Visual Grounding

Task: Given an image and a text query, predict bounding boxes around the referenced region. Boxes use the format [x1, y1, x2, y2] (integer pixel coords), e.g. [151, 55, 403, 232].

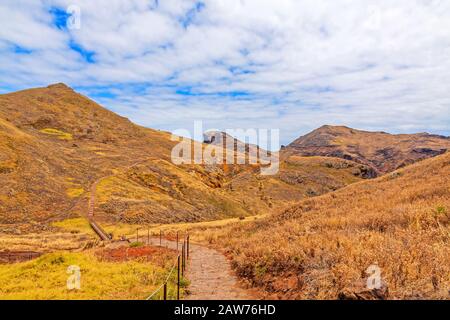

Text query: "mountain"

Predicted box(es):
[285, 125, 450, 175]
[0, 84, 246, 231]
[0, 84, 369, 233]
[212, 150, 450, 299]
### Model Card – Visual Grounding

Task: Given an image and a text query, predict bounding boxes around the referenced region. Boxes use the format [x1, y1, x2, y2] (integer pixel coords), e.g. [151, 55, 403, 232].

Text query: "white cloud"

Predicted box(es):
[0, 0, 449, 145]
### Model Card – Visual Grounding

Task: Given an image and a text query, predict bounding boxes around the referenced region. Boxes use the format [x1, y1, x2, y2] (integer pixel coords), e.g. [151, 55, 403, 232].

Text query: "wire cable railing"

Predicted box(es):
[146, 232, 190, 300]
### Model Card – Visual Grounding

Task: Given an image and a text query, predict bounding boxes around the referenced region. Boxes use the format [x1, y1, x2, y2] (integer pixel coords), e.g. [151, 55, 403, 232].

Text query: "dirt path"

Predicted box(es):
[144, 237, 256, 300]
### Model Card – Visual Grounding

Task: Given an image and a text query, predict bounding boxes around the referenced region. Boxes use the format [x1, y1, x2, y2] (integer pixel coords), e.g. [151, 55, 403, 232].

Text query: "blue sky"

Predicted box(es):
[1, 0, 449, 146]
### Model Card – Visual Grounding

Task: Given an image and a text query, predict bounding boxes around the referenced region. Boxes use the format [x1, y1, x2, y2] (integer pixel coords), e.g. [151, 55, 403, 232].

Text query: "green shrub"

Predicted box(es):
[130, 241, 144, 248]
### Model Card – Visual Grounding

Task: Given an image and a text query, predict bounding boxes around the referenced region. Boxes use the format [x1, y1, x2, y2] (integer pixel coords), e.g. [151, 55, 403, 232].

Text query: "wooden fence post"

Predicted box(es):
[176, 231, 179, 252]
[160, 230, 162, 247]
[147, 227, 150, 244]
[177, 255, 181, 300]
[182, 241, 185, 275]
[136, 228, 139, 243]
[163, 283, 167, 300]
[187, 234, 190, 260]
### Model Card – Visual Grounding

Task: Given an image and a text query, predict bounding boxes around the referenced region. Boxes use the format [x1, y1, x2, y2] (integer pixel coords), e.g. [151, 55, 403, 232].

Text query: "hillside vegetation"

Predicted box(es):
[199, 152, 450, 299]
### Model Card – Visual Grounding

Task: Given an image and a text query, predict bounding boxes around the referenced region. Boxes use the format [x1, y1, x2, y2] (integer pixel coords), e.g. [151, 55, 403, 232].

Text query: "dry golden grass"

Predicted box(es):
[0, 217, 99, 253]
[193, 152, 450, 299]
[54, 217, 144, 239]
[0, 250, 184, 300]
[0, 231, 94, 252]
[39, 128, 73, 140]
[147, 214, 267, 243]
[52, 218, 95, 236]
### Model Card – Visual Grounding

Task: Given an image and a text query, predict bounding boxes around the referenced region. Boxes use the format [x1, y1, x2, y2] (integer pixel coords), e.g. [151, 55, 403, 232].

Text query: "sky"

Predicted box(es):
[0, 0, 449, 146]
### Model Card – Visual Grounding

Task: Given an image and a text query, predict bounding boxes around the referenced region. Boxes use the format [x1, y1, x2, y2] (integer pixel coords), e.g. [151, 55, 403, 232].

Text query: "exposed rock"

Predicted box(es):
[338, 280, 389, 300]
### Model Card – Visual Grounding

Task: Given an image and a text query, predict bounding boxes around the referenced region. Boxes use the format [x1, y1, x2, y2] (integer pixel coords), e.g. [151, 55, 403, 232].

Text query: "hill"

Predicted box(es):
[285, 125, 450, 175]
[205, 151, 450, 299]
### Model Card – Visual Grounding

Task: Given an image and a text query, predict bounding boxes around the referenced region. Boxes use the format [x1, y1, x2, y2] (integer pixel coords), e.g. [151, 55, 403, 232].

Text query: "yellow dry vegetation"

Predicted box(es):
[40, 128, 73, 140]
[52, 218, 95, 236]
[52, 217, 138, 239]
[0, 231, 94, 252]
[0, 251, 182, 300]
[191, 152, 450, 299]
[66, 188, 84, 198]
[96, 175, 172, 204]
[146, 214, 268, 244]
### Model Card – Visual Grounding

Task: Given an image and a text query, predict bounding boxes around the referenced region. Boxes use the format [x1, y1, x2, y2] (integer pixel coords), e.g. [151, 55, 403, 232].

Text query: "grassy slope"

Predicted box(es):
[0, 250, 183, 299]
[226, 155, 371, 214]
[197, 152, 450, 299]
[0, 83, 176, 228]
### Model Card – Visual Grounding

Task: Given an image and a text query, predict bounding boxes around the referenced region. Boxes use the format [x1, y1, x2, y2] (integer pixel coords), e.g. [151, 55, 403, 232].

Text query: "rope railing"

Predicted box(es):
[146, 255, 179, 300]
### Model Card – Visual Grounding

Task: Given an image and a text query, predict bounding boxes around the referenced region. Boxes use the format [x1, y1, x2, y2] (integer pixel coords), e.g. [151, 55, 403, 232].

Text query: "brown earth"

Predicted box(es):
[0, 251, 41, 264]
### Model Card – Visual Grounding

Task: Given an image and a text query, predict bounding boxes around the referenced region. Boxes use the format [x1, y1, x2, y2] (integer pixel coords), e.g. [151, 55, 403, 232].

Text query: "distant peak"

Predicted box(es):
[319, 124, 351, 129]
[46, 83, 72, 90]
[203, 130, 227, 144]
[313, 125, 353, 133]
